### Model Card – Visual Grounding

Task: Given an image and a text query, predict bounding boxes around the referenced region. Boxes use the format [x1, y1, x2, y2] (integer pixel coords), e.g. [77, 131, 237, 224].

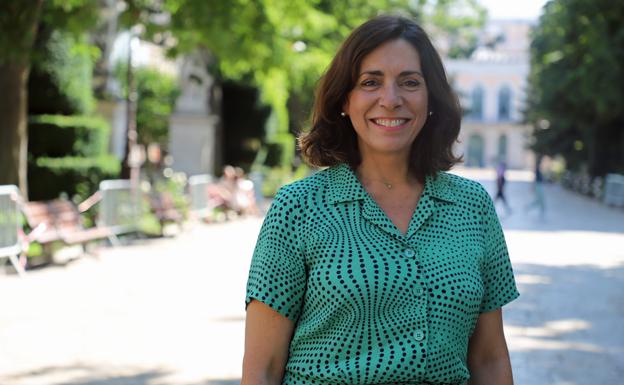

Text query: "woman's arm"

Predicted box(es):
[467, 308, 514, 385]
[241, 300, 296, 385]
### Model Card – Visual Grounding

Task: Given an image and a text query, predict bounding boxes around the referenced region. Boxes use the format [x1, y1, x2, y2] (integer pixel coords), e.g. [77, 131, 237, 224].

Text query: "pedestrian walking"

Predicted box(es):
[525, 155, 546, 219]
[242, 15, 519, 385]
[494, 160, 513, 215]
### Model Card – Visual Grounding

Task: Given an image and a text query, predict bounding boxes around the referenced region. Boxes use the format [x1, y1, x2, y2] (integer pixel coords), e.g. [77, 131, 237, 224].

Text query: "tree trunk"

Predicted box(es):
[0, 0, 44, 198]
[0, 63, 30, 197]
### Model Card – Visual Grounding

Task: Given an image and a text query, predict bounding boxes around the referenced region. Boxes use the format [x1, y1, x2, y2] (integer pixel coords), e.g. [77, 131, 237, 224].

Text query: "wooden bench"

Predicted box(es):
[22, 199, 112, 258]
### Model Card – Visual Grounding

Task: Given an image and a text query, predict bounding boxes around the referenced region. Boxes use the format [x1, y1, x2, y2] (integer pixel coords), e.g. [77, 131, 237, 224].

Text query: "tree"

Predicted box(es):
[0, 0, 98, 196]
[123, 0, 485, 167]
[0, 1, 44, 196]
[1, 0, 486, 194]
[526, 0, 624, 176]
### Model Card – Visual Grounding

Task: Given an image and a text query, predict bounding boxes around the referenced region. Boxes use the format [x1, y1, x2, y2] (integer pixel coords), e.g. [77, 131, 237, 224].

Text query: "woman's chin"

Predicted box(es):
[362, 143, 412, 157]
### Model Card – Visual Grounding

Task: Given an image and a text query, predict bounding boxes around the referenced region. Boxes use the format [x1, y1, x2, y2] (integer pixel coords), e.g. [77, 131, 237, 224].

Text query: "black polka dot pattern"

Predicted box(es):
[245, 163, 519, 385]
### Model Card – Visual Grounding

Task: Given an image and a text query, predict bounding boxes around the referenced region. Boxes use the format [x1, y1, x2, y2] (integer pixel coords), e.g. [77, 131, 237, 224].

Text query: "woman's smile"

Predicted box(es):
[369, 117, 412, 132]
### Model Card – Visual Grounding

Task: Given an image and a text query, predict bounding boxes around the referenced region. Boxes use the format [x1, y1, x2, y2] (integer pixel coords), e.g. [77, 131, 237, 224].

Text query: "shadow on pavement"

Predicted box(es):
[0, 365, 169, 385]
[0, 364, 242, 385]
[505, 262, 624, 384]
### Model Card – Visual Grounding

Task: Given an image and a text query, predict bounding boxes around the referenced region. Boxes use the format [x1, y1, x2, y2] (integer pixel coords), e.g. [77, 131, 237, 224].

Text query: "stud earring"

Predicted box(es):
[340, 112, 346, 117]
[428, 111, 433, 116]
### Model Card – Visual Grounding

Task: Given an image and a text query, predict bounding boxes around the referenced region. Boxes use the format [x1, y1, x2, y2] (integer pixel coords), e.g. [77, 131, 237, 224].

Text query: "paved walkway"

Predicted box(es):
[1, 169, 623, 385]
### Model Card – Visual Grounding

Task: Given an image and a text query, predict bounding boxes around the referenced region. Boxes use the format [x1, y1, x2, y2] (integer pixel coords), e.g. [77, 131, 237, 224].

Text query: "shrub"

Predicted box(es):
[29, 114, 110, 157]
[28, 155, 120, 202]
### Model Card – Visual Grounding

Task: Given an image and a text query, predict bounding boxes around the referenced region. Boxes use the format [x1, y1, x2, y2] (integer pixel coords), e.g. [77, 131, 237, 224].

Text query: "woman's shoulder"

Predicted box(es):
[273, 167, 331, 202]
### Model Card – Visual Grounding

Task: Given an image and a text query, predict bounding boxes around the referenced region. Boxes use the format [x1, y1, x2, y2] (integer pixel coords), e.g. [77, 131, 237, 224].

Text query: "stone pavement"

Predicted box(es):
[1, 168, 623, 385]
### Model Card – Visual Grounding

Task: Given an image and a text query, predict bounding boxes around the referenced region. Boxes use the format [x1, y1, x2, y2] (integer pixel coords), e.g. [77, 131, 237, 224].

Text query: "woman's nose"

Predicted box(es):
[379, 84, 402, 109]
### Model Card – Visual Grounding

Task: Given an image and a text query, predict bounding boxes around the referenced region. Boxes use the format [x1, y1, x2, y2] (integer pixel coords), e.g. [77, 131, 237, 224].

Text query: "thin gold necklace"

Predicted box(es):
[356, 170, 400, 189]
[356, 157, 412, 190]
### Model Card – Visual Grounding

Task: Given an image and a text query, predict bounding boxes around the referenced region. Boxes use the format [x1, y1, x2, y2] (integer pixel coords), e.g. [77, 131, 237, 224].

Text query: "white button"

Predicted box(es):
[403, 248, 415, 258]
[413, 285, 424, 296]
[414, 330, 425, 341]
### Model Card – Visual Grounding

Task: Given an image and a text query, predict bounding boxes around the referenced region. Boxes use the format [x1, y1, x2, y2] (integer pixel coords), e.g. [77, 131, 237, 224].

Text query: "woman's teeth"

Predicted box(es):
[372, 119, 408, 127]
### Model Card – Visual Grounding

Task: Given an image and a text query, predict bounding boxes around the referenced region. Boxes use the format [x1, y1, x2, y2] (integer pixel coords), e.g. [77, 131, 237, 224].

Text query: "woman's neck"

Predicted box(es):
[356, 153, 417, 189]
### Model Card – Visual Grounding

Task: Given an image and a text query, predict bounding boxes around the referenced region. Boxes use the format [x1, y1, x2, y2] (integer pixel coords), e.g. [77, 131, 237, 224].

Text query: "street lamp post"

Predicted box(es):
[121, 28, 143, 192]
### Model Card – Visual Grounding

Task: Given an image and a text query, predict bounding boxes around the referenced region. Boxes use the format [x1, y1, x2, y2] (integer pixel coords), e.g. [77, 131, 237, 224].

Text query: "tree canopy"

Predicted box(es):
[122, 0, 485, 165]
[0, 0, 99, 194]
[1, 0, 487, 194]
[526, 0, 624, 176]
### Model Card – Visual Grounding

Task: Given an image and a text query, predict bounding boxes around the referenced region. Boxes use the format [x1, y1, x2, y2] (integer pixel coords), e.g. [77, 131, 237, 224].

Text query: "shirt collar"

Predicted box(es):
[427, 172, 457, 204]
[327, 163, 367, 204]
[327, 163, 456, 204]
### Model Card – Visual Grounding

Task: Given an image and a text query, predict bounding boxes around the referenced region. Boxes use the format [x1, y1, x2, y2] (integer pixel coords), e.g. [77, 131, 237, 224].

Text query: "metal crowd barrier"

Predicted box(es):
[188, 174, 215, 220]
[603, 173, 624, 208]
[98, 180, 142, 243]
[0, 185, 26, 276]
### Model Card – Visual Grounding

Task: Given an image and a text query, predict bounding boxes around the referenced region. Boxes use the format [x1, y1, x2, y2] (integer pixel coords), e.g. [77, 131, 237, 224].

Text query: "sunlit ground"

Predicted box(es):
[0, 168, 622, 385]
[456, 167, 624, 385]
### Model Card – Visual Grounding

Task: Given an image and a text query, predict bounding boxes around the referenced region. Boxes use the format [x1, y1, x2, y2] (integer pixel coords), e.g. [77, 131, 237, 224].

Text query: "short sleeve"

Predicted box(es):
[479, 192, 520, 313]
[245, 186, 307, 322]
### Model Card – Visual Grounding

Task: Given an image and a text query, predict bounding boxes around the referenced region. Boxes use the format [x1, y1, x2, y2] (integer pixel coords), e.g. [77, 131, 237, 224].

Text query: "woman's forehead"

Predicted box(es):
[358, 39, 422, 74]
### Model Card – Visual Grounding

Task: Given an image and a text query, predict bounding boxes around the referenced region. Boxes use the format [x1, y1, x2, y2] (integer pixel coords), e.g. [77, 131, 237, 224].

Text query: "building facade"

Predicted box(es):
[444, 20, 534, 169]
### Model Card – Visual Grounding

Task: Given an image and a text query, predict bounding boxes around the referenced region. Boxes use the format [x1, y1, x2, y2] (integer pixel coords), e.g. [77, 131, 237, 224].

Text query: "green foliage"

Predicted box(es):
[41, 0, 100, 35]
[152, 172, 189, 217]
[426, 0, 487, 59]
[28, 155, 121, 201]
[0, 0, 100, 195]
[0, 1, 44, 65]
[29, 115, 110, 157]
[114, 64, 180, 149]
[27, 114, 119, 202]
[121, 0, 485, 168]
[29, 30, 97, 115]
[526, 0, 624, 176]
[34, 155, 120, 174]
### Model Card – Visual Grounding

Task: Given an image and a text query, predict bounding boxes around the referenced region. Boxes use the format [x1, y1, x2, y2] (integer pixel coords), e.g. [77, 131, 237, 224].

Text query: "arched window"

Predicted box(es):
[470, 86, 484, 120]
[498, 86, 512, 121]
[467, 134, 485, 167]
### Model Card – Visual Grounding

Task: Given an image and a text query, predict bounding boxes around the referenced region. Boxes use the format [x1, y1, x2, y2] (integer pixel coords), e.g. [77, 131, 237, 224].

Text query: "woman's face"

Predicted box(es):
[344, 38, 429, 160]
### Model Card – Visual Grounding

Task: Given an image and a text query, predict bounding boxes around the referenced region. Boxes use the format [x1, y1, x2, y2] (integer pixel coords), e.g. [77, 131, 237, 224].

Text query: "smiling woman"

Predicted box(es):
[299, 16, 462, 182]
[242, 15, 519, 385]
[344, 39, 429, 160]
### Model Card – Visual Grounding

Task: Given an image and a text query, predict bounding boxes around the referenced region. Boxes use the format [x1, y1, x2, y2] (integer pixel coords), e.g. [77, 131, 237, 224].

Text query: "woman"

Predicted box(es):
[243, 15, 519, 385]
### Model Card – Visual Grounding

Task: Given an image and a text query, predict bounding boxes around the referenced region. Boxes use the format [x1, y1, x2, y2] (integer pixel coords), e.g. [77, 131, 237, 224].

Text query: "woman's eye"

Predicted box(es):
[360, 79, 379, 87]
[403, 79, 421, 88]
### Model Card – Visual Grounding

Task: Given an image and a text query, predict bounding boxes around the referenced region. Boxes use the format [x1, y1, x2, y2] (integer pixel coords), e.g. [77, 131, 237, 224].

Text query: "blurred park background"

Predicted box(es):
[0, 1, 623, 385]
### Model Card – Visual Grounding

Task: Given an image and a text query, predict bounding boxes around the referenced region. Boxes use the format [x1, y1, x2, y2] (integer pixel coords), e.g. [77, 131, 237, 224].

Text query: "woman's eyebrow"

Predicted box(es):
[359, 70, 424, 77]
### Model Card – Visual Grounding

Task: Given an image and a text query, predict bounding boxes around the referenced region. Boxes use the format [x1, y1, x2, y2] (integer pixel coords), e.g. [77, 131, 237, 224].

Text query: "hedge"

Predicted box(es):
[28, 155, 120, 202]
[28, 114, 110, 158]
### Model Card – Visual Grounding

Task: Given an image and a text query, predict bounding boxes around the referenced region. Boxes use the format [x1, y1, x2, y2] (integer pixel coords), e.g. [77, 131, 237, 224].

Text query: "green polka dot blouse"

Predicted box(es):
[246, 163, 519, 385]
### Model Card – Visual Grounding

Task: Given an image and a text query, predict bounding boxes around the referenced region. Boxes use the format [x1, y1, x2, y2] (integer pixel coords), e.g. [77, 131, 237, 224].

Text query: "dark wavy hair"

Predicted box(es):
[298, 15, 462, 179]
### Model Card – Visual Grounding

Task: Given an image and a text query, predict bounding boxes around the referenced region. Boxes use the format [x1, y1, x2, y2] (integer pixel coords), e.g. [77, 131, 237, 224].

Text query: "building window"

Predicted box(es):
[498, 86, 512, 121]
[498, 134, 508, 162]
[470, 86, 484, 120]
[467, 134, 485, 167]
